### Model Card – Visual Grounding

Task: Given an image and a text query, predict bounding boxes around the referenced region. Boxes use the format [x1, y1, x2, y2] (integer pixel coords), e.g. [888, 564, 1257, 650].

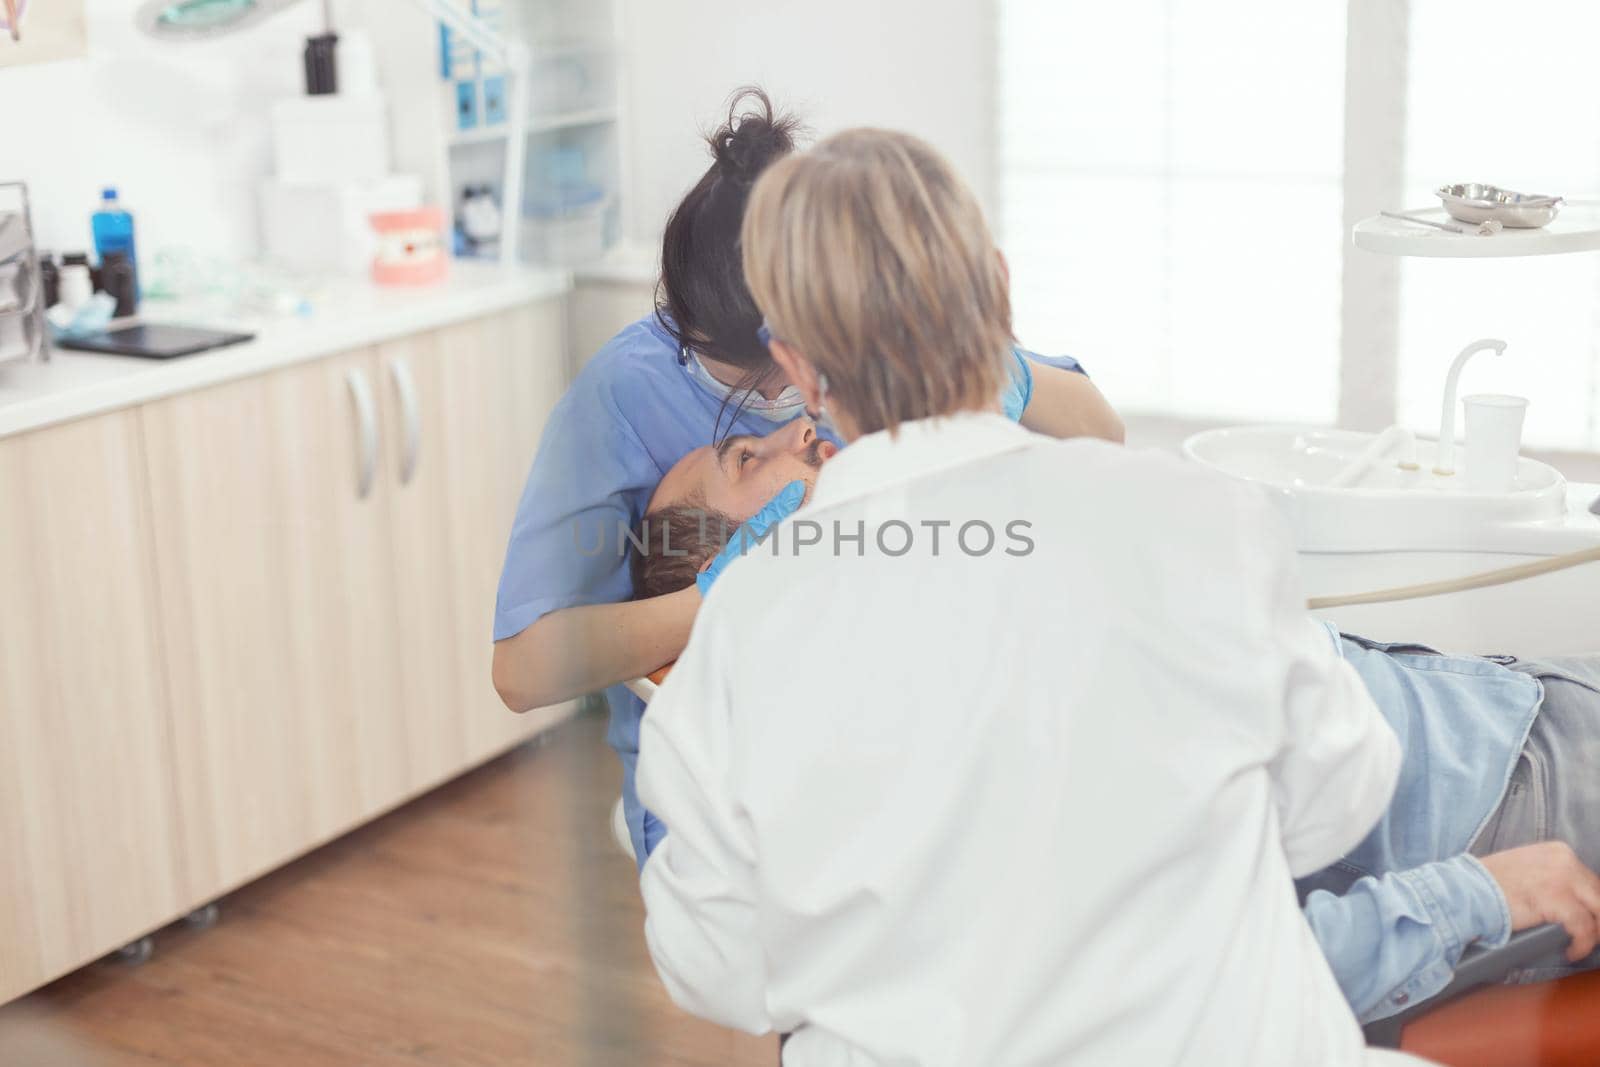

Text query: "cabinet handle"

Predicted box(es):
[387, 356, 421, 486]
[345, 368, 379, 500]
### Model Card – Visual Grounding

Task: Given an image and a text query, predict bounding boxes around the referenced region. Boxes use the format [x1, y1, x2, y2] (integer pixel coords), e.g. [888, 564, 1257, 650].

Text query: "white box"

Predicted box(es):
[259, 175, 424, 275]
[270, 94, 392, 185]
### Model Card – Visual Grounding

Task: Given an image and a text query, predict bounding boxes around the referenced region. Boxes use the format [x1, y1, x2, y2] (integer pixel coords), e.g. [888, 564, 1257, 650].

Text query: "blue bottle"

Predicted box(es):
[91, 187, 139, 298]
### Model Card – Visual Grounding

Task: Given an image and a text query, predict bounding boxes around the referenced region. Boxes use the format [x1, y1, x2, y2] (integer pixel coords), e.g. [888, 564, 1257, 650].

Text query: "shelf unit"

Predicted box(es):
[525, 106, 618, 135]
[370, 0, 627, 269]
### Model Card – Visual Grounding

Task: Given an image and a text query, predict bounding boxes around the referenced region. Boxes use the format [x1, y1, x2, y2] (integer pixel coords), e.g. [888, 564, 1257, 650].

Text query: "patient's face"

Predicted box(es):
[649, 416, 837, 520]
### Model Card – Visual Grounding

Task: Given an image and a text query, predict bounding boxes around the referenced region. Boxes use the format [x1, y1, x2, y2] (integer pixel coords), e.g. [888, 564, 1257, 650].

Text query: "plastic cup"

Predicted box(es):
[1462, 393, 1529, 493]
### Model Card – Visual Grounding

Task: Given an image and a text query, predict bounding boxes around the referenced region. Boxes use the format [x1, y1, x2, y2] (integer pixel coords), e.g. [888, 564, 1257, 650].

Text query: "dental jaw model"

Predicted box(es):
[369, 208, 448, 286]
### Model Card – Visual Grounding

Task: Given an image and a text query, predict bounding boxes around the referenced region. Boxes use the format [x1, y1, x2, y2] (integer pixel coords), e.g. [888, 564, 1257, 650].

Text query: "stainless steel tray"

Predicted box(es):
[1436, 183, 1563, 229]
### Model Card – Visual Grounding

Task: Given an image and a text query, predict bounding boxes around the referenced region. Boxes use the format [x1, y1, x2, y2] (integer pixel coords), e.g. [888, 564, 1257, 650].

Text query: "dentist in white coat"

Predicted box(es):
[636, 128, 1431, 1067]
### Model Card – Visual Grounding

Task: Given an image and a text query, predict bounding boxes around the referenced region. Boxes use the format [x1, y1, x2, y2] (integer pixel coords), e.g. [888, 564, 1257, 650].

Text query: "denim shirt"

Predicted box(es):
[1296, 624, 1541, 1022]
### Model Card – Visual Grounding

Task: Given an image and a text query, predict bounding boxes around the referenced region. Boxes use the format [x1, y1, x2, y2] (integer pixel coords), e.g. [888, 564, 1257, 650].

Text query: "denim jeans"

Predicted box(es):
[1470, 653, 1600, 981]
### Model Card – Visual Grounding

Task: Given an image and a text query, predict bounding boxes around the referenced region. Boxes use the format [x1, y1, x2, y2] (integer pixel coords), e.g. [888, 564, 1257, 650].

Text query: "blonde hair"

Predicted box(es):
[740, 128, 1012, 436]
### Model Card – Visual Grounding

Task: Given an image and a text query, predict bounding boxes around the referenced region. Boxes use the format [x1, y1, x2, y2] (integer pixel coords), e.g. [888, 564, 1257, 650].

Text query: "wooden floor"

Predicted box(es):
[0, 709, 776, 1066]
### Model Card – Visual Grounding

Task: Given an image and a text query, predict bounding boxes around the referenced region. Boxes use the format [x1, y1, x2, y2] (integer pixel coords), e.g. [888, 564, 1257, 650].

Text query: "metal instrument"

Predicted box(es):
[1380, 209, 1502, 236]
[0, 181, 48, 367]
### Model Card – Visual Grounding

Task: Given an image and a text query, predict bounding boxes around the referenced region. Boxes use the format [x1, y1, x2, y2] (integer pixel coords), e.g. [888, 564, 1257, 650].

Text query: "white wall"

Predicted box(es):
[615, 0, 997, 247]
[1, 1, 998, 261]
[0, 0, 330, 260]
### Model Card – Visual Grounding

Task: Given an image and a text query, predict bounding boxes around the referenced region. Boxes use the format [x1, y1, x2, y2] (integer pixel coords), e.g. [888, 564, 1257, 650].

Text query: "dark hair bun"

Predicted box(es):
[656, 85, 800, 398]
[710, 86, 801, 183]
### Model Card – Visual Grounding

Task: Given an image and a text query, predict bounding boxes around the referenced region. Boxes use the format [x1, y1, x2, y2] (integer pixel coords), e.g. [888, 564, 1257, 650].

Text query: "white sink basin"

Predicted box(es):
[1182, 425, 1570, 553]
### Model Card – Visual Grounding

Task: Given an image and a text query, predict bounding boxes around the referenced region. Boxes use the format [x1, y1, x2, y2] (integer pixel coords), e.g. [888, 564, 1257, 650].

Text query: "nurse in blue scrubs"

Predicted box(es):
[492, 88, 1123, 865]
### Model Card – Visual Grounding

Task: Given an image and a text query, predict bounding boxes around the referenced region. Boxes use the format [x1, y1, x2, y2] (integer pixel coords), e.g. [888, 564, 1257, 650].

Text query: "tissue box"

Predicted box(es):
[270, 94, 391, 185]
[259, 175, 423, 275]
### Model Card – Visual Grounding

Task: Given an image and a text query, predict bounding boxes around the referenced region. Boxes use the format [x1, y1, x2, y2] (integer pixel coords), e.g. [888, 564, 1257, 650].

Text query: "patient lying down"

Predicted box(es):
[631, 419, 1600, 1026]
[631, 414, 831, 597]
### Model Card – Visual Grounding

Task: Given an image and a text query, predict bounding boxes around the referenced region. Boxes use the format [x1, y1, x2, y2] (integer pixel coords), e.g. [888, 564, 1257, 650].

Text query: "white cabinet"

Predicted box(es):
[0, 411, 185, 1000]
[141, 348, 413, 896]
[0, 298, 575, 1003]
[139, 302, 575, 901]
[381, 301, 574, 782]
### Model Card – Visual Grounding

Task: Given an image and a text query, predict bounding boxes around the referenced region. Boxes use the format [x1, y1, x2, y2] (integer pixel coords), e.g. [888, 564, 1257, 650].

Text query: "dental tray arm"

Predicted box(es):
[1363, 922, 1571, 1048]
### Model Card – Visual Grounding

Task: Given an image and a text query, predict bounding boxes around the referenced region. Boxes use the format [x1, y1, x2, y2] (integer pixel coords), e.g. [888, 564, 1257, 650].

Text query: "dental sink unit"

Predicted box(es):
[1182, 424, 1570, 555]
[1324, 205, 1600, 650]
[1183, 421, 1600, 656]
[1185, 338, 1592, 559]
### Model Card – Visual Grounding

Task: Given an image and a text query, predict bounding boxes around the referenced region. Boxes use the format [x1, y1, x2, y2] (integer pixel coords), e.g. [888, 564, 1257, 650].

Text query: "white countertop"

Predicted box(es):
[0, 262, 570, 440]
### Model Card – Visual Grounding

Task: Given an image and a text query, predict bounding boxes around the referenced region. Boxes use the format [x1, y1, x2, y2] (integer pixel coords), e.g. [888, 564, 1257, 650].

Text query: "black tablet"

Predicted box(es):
[56, 323, 255, 360]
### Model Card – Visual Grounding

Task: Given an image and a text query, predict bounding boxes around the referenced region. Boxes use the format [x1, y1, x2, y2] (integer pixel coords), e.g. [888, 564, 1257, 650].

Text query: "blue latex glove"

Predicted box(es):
[696, 480, 806, 596]
[1001, 348, 1034, 421]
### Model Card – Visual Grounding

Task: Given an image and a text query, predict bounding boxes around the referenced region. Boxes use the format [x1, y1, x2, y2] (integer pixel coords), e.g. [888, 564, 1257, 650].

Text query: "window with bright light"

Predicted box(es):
[1396, 0, 1600, 450]
[997, 0, 1348, 422]
[1000, 1, 1600, 449]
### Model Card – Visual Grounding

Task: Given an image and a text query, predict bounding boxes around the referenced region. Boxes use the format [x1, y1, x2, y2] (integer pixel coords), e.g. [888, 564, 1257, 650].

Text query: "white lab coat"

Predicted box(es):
[638, 412, 1421, 1067]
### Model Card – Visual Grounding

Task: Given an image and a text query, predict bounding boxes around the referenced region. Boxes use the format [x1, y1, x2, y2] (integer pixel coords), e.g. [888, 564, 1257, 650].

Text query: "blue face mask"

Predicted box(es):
[683, 349, 808, 423]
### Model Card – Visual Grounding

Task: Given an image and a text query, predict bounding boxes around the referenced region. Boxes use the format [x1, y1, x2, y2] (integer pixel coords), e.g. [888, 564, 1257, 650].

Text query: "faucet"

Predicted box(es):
[1436, 338, 1508, 475]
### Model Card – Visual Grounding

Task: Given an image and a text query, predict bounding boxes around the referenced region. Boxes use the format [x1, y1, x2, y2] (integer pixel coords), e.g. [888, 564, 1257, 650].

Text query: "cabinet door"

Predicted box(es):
[0, 412, 184, 1001]
[462, 301, 579, 758]
[381, 300, 575, 780]
[140, 349, 409, 900]
[373, 326, 470, 790]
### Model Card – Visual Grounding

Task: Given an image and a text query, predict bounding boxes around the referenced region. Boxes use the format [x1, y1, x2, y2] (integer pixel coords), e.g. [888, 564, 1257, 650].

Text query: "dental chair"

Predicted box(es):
[626, 668, 1600, 1065]
[1366, 923, 1600, 1066]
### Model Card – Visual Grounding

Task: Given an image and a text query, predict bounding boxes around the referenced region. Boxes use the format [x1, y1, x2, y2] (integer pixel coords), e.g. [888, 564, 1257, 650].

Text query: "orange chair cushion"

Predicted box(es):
[647, 664, 673, 686]
[1401, 969, 1600, 1067]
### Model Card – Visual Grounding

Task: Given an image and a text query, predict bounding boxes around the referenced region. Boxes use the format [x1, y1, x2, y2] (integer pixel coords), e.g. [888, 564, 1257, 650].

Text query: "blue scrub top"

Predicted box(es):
[495, 314, 1084, 865]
